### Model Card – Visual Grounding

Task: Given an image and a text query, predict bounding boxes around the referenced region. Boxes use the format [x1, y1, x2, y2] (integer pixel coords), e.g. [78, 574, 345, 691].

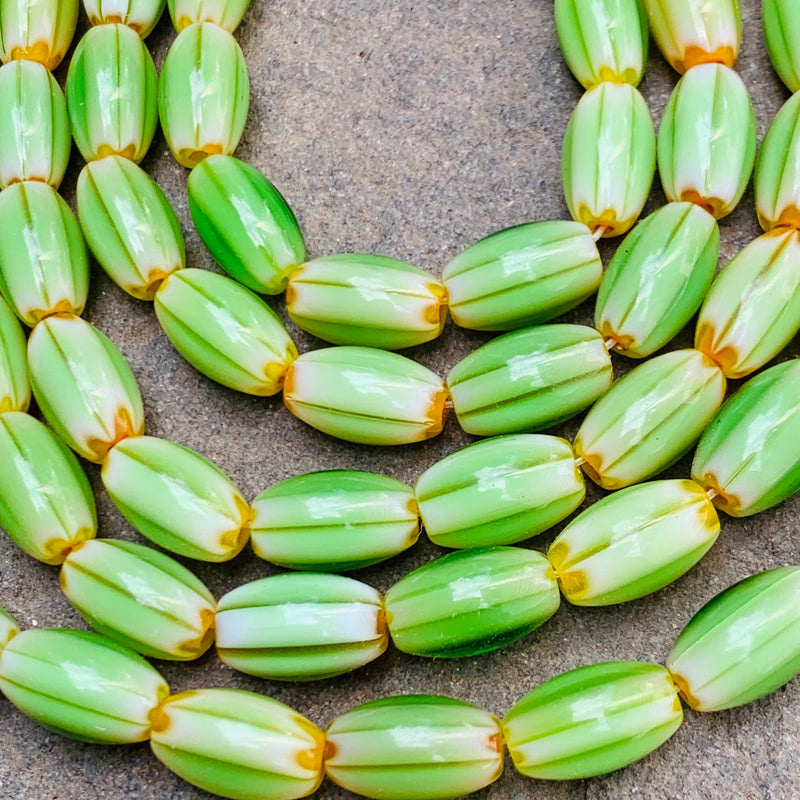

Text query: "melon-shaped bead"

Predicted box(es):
[0, 0, 78, 70]
[667, 566, 800, 711]
[0, 60, 70, 189]
[595, 202, 718, 358]
[548, 479, 719, 606]
[60, 539, 216, 660]
[442, 220, 602, 331]
[562, 82, 655, 238]
[167, 0, 251, 32]
[385, 547, 560, 657]
[0, 628, 168, 744]
[0, 182, 89, 327]
[284, 347, 447, 445]
[27, 315, 145, 463]
[764, 0, 800, 92]
[326, 695, 503, 800]
[82, 0, 166, 38]
[0, 297, 30, 413]
[0, 412, 96, 564]
[574, 349, 725, 490]
[158, 22, 249, 168]
[0, 605, 19, 652]
[101, 435, 253, 562]
[503, 661, 683, 779]
[694, 229, 800, 379]
[187, 154, 305, 294]
[77, 156, 185, 300]
[216, 573, 387, 681]
[250, 470, 419, 571]
[447, 324, 613, 436]
[150, 689, 324, 800]
[154, 268, 297, 395]
[287, 254, 447, 350]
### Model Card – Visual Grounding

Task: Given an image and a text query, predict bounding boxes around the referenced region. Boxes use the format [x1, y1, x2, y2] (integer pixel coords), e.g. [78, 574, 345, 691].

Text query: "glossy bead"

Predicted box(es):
[82, 0, 166, 38]
[442, 220, 602, 331]
[0, 296, 30, 413]
[167, 0, 251, 32]
[0, 0, 78, 70]
[0, 605, 18, 651]
[764, 0, 800, 92]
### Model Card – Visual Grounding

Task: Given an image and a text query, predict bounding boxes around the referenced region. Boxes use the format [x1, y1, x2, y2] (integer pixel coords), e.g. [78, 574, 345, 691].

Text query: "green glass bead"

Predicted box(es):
[167, 0, 251, 32]
[66, 24, 158, 164]
[0, 412, 96, 564]
[101, 435, 253, 562]
[284, 347, 447, 445]
[0, 628, 169, 744]
[503, 661, 683, 779]
[286, 254, 447, 350]
[0, 605, 19, 652]
[574, 349, 725, 490]
[82, 0, 166, 38]
[0, 0, 78, 70]
[548, 479, 719, 606]
[0, 296, 30, 413]
[562, 82, 655, 238]
[27, 314, 145, 463]
[595, 202, 718, 358]
[250, 470, 419, 571]
[326, 695, 503, 800]
[187, 154, 305, 294]
[694, 228, 800, 379]
[415, 434, 584, 548]
[554, 0, 648, 89]
[447, 324, 613, 436]
[0, 60, 70, 189]
[150, 689, 324, 800]
[442, 220, 602, 331]
[158, 22, 249, 168]
[60, 539, 216, 660]
[154, 268, 297, 395]
[216, 573, 387, 680]
[764, 0, 800, 92]
[385, 547, 560, 658]
[0, 182, 89, 327]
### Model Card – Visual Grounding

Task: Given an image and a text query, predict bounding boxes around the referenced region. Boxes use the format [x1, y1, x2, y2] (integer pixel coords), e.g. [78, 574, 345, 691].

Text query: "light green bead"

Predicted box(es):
[0, 412, 96, 564]
[447, 324, 613, 436]
[0, 182, 89, 327]
[150, 689, 325, 800]
[286, 254, 447, 350]
[60, 539, 216, 660]
[0, 0, 78, 70]
[167, 0, 251, 32]
[415, 434, 584, 548]
[0, 296, 30, 413]
[0, 605, 19, 653]
[442, 220, 602, 331]
[0, 628, 168, 744]
[216, 573, 387, 681]
[595, 202, 718, 358]
[158, 22, 249, 168]
[251, 470, 419, 571]
[764, 0, 800, 92]
[82, 0, 166, 38]
[503, 661, 683, 779]
[284, 347, 447, 445]
[101, 435, 253, 562]
[326, 695, 503, 800]
[562, 82, 655, 238]
[574, 349, 725, 490]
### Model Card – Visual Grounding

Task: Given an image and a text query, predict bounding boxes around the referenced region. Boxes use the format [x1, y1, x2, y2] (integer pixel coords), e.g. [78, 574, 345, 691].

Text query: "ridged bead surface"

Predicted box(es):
[0, 296, 30, 413]
[82, 0, 166, 38]
[764, 0, 800, 92]
[0, 0, 78, 70]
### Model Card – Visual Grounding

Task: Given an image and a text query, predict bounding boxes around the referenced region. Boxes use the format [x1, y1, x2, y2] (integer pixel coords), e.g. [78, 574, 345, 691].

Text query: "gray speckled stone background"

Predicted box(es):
[1, 0, 798, 798]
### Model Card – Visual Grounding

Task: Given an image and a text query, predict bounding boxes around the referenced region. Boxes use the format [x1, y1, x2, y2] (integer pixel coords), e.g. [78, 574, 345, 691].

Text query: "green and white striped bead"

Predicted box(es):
[764, 0, 800, 92]
[82, 0, 166, 38]
[167, 0, 251, 32]
[0, 296, 30, 413]
[0, 0, 78, 70]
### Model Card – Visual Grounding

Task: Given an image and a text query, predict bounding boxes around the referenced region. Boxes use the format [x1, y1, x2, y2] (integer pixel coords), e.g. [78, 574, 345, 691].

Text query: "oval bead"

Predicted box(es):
[216, 573, 387, 681]
[0, 605, 19, 652]
[548, 479, 719, 606]
[0, 60, 70, 189]
[442, 220, 602, 331]
[0, 296, 30, 413]
[447, 324, 613, 436]
[326, 695, 503, 800]
[385, 547, 560, 657]
[250, 470, 419, 571]
[666, 567, 800, 712]
[764, 0, 800, 92]
[82, 0, 166, 38]
[284, 347, 447, 445]
[60, 539, 216, 660]
[562, 82, 655, 238]
[101, 435, 253, 562]
[503, 661, 683, 779]
[595, 202, 718, 358]
[415, 434, 585, 548]
[150, 689, 324, 800]
[0, 182, 89, 327]
[187, 154, 305, 294]
[0, 0, 78, 70]
[167, 0, 251, 32]
[286, 254, 447, 350]
[158, 22, 249, 168]
[694, 228, 800, 379]
[0, 628, 168, 744]
[574, 349, 725, 490]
